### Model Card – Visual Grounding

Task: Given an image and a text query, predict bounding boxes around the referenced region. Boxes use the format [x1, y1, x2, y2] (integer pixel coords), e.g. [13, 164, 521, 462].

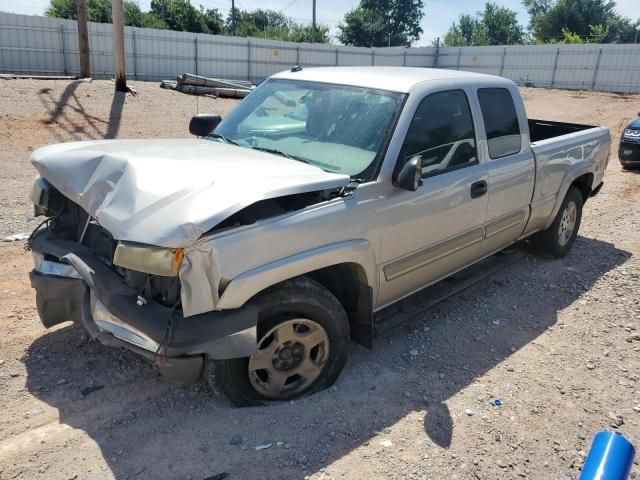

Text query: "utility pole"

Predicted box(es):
[112, 0, 126, 91]
[76, 0, 90, 77]
[231, 0, 236, 36]
[312, 0, 316, 43]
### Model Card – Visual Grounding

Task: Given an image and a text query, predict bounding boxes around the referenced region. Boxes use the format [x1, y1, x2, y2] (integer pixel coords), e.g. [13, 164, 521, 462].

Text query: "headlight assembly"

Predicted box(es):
[623, 129, 640, 138]
[30, 175, 65, 217]
[113, 242, 184, 277]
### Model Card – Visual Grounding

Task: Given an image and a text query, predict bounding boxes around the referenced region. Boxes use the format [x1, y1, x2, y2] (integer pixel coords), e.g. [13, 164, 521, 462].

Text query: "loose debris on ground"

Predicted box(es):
[161, 73, 254, 98]
[0, 79, 639, 480]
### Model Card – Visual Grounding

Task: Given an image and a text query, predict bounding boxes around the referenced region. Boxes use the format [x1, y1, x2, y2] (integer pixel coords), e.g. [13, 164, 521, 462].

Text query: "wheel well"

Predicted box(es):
[571, 173, 594, 203]
[304, 263, 374, 349]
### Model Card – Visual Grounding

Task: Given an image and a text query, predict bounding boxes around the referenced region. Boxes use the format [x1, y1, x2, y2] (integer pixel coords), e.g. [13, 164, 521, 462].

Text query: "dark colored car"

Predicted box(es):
[619, 114, 640, 169]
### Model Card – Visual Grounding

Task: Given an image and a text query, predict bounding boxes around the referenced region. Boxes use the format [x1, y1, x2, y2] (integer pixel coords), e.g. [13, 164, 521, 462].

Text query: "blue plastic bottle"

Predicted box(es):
[580, 431, 635, 480]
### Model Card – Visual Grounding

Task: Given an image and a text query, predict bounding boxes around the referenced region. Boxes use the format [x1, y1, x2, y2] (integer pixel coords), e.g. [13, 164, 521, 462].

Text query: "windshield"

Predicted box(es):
[212, 79, 405, 179]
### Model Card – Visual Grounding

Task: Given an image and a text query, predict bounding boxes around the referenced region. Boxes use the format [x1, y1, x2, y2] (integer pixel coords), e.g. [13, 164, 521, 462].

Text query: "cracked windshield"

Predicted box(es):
[213, 79, 405, 178]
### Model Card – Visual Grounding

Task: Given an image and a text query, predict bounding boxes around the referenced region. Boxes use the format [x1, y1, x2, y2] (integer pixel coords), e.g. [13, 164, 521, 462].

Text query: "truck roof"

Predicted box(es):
[271, 66, 508, 93]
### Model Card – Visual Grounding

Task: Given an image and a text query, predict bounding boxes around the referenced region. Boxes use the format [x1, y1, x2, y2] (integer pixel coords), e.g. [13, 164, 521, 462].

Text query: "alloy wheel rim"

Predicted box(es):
[558, 201, 577, 246]
[248, 318, 329, 399]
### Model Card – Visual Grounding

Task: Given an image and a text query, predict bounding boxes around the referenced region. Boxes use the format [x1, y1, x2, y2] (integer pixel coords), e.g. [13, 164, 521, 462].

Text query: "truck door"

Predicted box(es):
[473, 87, 535, 257]
[377, 89, 489, 307]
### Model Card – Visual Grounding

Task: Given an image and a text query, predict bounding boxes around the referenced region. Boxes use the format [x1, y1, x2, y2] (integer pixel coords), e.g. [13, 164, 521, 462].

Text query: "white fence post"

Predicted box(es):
[591, 47, 602, 90]
[60, 25, 68, 75]
[132, 30, 137, 80]
[247, 39, 251, 82]
[550, 46, 560, 88]
[194, 37, 198, 76]
[499, 46, 506, 76]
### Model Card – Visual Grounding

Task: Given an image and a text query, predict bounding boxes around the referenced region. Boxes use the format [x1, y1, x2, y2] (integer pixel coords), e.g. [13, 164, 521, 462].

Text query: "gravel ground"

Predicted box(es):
[1, 79, 640, 480]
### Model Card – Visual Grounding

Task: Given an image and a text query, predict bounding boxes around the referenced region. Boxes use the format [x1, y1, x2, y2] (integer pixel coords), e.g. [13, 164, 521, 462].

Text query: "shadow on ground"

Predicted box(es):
[23, 236, 631, 479]
[38, 81, 125, 141]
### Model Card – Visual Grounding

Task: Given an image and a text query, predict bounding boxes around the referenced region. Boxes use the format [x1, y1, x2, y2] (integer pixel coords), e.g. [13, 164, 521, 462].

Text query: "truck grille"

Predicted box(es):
[50, 197, 181, 309]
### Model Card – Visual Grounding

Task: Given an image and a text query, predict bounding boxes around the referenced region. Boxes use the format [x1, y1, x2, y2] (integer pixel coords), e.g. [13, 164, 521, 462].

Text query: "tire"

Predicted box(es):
[530, 186, 583, 258]
[208, 277, 350, 406]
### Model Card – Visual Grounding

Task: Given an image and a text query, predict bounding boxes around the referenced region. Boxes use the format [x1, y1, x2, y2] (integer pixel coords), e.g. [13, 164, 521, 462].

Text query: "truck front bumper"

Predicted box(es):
[29, 231, 258, 383]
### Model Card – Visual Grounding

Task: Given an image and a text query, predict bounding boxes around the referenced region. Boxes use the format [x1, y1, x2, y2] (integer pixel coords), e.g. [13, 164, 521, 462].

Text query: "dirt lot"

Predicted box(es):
[1, 79, 639, 480]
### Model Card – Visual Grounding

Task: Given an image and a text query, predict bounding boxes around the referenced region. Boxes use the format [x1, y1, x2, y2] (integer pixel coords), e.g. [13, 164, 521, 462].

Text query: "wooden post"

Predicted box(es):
[112, 0, 127, 92]
[231, 0, 236, 36]
[76, 0, 91, 77]
[312, 0, 316, 43]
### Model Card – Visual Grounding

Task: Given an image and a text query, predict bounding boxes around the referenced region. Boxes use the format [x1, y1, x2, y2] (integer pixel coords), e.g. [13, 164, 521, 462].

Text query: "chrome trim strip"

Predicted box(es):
[383, 227, 484, 281]
[90, 293, 159, 353]
[485, 211, 525, 239]
[32, 252, 81, 279]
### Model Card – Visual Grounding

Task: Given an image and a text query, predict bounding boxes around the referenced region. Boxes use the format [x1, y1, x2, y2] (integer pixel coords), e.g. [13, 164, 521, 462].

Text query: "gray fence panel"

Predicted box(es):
[1, 12, 639, 93]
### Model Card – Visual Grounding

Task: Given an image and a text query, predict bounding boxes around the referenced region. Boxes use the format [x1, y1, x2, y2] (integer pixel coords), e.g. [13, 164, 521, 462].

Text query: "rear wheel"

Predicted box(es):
[530, 186, 583, 258]
[208, 277, 350, 406]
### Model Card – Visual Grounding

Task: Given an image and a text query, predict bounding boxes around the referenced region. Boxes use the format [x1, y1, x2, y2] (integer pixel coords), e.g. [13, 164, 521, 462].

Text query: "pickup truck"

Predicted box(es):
[28, 67, 610, 406]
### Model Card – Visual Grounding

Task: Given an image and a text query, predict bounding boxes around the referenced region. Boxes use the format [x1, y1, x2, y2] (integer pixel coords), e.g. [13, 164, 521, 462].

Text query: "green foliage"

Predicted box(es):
[45, 0, 324, 41]
[338, 0, 425, 47]
[225, 8, 329, 43]
[524, 0, 639, 43]
[444, 2, 524, 46]
[45, 0, 163, 27]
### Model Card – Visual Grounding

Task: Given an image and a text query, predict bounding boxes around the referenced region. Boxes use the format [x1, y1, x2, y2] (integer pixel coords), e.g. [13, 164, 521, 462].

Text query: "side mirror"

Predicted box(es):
[189, 114, 222, 136]
[393, 155, 422, 191]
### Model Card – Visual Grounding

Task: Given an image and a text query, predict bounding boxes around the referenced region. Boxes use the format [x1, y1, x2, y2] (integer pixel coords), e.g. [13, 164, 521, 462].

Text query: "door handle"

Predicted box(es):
[470, 180, 487, 199]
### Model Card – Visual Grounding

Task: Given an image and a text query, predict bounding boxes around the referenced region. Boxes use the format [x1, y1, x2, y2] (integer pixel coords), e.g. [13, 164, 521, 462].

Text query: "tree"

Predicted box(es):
[338, 0, 425, 47]
[46, 0, 167, 28]
[443, 2, 524, 46]
[524, 0, 639, 43]
[225, 9, 329, 43]
[150, 0, 207, 33]
[443, 14, 478, 46]
[480, 2, 524, 44]
[45, 0, 326, 40]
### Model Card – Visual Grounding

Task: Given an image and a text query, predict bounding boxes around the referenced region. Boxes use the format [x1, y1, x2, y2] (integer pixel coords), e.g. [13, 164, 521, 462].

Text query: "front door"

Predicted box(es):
[377, 89, 488, 307]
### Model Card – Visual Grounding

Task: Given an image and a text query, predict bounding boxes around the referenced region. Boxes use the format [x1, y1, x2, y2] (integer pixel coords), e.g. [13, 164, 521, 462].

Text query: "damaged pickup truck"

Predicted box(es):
[28, 67, 610, 406]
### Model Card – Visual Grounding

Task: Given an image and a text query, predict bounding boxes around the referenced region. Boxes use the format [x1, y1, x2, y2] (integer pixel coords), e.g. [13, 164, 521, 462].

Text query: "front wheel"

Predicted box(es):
[208, 277, 350, 406]
[530, 186, 583, 258]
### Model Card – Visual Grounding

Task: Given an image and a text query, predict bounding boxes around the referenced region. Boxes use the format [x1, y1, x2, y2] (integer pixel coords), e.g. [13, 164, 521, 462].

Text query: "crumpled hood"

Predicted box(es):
[31, 139, 350, 247]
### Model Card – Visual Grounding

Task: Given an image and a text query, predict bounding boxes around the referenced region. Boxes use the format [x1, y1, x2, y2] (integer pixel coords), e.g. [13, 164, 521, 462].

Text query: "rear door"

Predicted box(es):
[473, 87, 535, 257]
[377, 88, 489, 307]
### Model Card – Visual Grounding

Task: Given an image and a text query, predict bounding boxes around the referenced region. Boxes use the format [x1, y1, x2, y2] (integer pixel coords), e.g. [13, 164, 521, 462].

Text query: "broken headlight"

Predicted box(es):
[113, 242, 184, 277]
[30, 175, 65, 217]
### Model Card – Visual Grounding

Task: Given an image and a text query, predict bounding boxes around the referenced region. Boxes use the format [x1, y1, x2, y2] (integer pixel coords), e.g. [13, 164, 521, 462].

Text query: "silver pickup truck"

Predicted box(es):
[28, 67, 609, 406]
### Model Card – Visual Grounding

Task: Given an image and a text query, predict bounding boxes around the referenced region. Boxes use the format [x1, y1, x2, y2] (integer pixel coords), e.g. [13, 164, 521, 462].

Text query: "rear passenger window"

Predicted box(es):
[401, 89, 477, 178]
[477, 88, 521, 158]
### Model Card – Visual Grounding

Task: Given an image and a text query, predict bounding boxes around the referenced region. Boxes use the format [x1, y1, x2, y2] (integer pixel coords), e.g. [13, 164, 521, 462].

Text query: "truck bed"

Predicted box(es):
[528, 119, 597, 143]
[525, 118, 610, 236]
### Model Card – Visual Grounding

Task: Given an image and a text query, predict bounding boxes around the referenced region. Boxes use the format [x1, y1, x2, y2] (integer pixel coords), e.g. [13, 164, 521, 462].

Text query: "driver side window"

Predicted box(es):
[401, 89, 478, 178]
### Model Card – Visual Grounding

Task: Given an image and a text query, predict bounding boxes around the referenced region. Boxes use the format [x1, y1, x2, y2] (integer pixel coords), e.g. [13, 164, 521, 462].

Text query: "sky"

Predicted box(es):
[1, 0, 638, 45]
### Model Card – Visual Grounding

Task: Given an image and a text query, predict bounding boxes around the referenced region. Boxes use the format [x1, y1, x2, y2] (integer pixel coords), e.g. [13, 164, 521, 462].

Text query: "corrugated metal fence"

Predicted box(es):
[2, 12, 640, 93]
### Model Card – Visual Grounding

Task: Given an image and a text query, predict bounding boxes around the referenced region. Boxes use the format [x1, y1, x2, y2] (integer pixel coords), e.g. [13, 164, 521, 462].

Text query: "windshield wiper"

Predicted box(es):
[207, 133, 239, 145]
[250, 146, 312, 165]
